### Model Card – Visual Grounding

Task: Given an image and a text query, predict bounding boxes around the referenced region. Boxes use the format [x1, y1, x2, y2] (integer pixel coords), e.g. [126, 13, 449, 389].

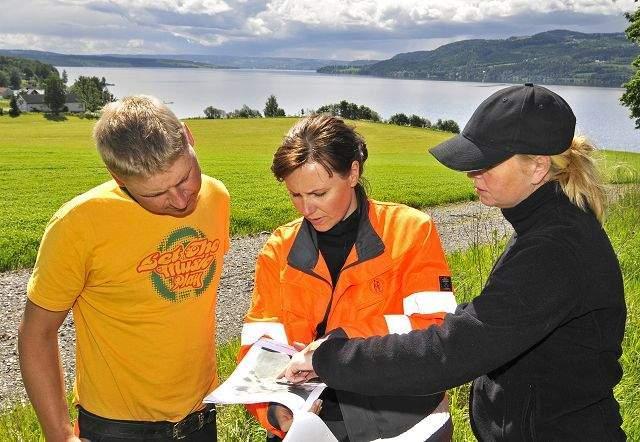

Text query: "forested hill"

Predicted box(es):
[0, 50, 218, 68]
[0, 56, 58, 87]
[318, 30, 639, 87]
[0, 50, 378, 71]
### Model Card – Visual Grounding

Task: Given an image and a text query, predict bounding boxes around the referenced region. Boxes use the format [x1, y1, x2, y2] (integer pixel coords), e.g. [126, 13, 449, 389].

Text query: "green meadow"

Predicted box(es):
[1, 113, 639, 272]
[0, 113, 639, 439]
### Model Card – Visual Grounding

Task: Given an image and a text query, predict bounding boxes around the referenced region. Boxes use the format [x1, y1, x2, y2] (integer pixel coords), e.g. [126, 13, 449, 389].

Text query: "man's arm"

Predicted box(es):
[18, 300, 80, 441]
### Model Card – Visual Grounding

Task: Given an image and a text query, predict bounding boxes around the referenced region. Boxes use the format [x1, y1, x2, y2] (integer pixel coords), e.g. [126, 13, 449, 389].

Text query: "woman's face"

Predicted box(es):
[466, 155, 549, 209]
[284, 161, 359, 232]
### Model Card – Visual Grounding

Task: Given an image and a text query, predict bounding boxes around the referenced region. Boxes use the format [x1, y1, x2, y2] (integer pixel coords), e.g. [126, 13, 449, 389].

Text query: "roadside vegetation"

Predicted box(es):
[2, 187, 638, 441]
[203, 96, 461, 133]
[2, 114, 639, 272]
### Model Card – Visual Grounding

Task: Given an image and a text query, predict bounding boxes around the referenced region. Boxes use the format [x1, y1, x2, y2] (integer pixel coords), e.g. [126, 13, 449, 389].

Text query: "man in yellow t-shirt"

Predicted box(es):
[18, 95, 229, 441]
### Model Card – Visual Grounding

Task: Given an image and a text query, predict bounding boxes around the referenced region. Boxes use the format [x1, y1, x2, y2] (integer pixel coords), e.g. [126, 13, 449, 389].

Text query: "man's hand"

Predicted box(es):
[270, 399, 323, 433]
[271, 404, 294, 432]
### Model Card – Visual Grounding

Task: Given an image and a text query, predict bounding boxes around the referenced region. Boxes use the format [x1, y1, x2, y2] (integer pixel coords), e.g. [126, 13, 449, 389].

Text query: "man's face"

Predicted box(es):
[116, 146, 202, 217]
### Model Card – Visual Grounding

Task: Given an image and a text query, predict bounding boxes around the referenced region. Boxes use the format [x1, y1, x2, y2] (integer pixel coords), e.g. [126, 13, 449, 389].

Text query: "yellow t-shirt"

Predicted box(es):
[27, 175, 230, 422]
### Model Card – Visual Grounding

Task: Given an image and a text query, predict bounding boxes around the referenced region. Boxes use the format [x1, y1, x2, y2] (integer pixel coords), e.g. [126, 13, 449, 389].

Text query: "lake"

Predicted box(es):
[60, 67, 639, 152]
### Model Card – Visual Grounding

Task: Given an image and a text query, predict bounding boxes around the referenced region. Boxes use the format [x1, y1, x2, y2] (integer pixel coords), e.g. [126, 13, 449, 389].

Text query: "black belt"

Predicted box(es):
[77, 404, 216, 440]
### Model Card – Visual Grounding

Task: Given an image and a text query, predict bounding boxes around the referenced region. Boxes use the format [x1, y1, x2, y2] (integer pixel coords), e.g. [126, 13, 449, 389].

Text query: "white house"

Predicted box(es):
[23, 88, 44, 95]
[17, 93, 85, 113]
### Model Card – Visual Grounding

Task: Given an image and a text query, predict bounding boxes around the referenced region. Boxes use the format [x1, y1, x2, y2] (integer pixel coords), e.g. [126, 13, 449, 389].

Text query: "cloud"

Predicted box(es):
[65, 0, 232, 15]
[0, 0, 635, 58]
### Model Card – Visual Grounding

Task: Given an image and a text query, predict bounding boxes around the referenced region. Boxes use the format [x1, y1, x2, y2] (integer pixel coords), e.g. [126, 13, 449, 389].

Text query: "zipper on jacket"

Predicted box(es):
[314, 284, 337, 339]
[521, 383, 537, 442]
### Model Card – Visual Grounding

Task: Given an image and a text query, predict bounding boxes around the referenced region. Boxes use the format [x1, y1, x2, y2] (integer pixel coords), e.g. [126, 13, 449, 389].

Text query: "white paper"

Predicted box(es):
[204, 338, 326, 414]
[284, 411, 338, 442]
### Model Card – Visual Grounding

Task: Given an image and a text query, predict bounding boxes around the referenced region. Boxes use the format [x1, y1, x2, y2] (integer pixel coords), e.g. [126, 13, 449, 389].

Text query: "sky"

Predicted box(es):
[0, 0, 637, 60]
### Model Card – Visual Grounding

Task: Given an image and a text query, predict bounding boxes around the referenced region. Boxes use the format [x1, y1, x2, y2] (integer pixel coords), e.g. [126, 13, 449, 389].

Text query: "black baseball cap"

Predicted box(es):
[429, 83, 576, 171]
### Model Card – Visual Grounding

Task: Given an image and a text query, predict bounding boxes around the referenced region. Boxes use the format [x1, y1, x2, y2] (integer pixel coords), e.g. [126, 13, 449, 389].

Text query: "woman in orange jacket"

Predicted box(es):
[238, 114, 456, 441]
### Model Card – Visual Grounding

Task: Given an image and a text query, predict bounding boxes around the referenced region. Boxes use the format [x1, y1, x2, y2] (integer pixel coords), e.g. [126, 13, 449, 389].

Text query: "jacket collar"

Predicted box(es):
[287, 187, 385, 274]
[501, 180, 566, 234]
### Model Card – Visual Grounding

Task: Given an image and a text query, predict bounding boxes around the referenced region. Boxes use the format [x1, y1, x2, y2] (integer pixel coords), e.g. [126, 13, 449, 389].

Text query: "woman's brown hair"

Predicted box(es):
[272, 114, 368, 190]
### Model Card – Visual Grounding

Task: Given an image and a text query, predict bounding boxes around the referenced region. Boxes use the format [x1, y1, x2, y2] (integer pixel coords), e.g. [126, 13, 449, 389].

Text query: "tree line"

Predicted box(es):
[203, 95, 460, 133]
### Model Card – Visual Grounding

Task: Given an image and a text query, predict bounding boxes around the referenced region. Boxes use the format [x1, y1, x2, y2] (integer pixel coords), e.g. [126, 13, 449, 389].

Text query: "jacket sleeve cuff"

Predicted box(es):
[312, 335, 350, 383]
[321, 327, 348, 339]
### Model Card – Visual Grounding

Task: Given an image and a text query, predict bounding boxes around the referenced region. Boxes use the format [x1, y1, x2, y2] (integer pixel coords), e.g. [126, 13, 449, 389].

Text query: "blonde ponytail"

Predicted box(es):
[548, 136, 607, 224]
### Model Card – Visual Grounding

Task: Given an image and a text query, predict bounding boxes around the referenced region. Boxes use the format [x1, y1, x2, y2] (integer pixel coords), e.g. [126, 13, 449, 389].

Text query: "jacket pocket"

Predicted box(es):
[352, 270, 400, 311]
[521, 384, 537, 442]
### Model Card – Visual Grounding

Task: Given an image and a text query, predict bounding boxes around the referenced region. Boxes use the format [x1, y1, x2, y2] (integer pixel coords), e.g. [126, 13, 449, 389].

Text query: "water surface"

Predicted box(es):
[60, 67, 639, 152]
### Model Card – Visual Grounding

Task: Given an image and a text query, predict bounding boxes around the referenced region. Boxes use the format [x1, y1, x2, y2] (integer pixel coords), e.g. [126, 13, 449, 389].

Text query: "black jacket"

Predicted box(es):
[314, 182, 626, 441]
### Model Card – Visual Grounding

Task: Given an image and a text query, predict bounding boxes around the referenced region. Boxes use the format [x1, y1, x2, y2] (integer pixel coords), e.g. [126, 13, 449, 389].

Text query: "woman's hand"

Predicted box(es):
[279, 338, 326, 383]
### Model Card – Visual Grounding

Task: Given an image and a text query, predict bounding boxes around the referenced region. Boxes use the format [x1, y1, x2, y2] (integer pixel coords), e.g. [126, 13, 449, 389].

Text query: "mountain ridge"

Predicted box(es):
[317, 30, 639, 88]
[0, 50, 378, 71]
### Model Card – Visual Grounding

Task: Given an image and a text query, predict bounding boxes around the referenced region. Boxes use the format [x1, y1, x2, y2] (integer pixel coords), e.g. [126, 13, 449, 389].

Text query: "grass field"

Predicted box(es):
[2, 188, 638, 441]
[1, 113, 639, 272]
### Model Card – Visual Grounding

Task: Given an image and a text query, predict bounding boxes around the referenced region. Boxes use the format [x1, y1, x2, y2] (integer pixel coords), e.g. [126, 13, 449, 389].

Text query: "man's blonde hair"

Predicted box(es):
[93, 95, 187, 177]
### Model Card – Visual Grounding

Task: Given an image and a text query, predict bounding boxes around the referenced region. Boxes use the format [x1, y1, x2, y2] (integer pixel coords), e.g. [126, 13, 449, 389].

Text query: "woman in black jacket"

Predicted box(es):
[283, 84, 626, 441]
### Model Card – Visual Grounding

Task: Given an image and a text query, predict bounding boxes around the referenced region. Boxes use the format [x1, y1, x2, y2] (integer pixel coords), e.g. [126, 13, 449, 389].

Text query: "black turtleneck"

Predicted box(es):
[501, 180, 566, 233]
[313, 180, 626, 441]
[316, 206, 360, 287]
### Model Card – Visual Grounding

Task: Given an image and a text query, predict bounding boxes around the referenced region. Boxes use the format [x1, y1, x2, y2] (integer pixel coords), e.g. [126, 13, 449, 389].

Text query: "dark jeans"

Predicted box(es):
[78, 406, 216, 441]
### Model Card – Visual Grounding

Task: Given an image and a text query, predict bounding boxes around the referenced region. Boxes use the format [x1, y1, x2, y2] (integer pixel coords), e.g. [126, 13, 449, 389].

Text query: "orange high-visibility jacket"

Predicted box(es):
[239, 197, 455, 440]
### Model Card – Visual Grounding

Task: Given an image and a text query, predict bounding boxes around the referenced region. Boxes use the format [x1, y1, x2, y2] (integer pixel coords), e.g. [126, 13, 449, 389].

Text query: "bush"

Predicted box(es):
[44, 73, 65, 115]
[388, 113, 410, 126]
[204, 106, 226, 119]
[228, 105, 261, 119]
[264, 95, 285, 117]
[409, 114, 431, 128]
[78, 111, 100, 119]
[316, 100, 380, 122]
[8, 95, 20, 117]
[69, 76, 114, 113]
[434, 119, 461, 133]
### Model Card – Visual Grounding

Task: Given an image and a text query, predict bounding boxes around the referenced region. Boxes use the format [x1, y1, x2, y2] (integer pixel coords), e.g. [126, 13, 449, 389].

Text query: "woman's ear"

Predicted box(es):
[531, 155, 551, 185]
[348, 160, 360, 187]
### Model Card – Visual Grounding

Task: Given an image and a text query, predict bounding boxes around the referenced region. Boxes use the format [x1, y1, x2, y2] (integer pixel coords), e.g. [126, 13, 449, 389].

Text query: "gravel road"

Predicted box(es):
[0, 200, 513, 408]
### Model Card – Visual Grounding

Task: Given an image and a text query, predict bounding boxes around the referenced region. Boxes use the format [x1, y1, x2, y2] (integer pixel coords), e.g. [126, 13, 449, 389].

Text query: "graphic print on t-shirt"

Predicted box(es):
[136, 226, 220, 302]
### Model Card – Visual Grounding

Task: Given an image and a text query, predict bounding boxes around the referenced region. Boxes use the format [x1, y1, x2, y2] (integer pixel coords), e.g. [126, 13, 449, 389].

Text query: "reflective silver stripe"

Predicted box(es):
[384, 315, 412, 334]
[240, 322, 288, 346]
[373, 396, 450, 441]
[403, 291, 456, 316]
